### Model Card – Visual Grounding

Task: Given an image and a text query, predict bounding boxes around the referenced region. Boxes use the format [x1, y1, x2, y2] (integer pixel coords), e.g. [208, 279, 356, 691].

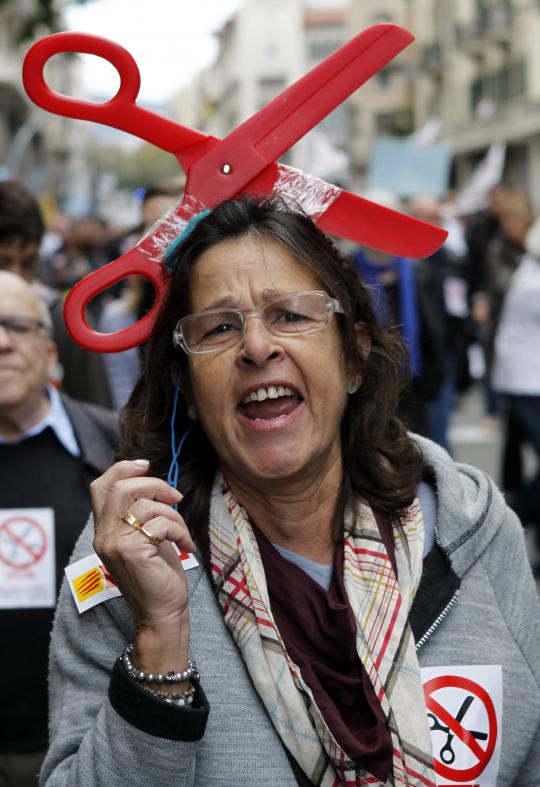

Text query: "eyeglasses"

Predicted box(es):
[0, 316, 49, 342]
[173, 290, 344, 355]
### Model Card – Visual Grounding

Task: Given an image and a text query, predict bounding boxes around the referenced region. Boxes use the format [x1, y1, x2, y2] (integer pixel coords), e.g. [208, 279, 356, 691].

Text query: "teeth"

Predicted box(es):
[242, 385, 296, 404]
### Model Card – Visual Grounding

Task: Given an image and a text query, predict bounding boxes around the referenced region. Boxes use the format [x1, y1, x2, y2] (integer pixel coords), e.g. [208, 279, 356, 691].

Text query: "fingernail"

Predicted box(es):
[133, 459, 149, 466]
[175, 491, 184, 501]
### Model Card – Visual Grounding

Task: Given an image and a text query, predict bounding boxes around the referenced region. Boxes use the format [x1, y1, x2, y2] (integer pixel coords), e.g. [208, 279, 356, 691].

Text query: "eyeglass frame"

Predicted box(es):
[172, 290, 345, 355]
[0, 316, 51, 342]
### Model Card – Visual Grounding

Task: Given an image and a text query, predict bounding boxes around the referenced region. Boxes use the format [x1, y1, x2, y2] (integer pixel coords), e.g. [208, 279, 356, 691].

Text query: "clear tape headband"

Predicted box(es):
[136, 165, 343, 265]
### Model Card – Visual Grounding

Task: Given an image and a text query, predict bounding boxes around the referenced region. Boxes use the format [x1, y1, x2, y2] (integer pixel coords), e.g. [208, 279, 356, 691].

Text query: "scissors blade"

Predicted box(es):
[246, 23, 412, 163]
[315, 190, 448, 258]
[187, 24, 412, 204]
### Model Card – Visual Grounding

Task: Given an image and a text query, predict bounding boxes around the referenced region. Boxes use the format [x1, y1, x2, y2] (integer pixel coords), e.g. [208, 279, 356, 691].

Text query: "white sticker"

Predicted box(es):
[65, 547, 199, 614]
[443, 276, 469, 318]
[421, 665, 502, 787]
[0, 508, 56, 609]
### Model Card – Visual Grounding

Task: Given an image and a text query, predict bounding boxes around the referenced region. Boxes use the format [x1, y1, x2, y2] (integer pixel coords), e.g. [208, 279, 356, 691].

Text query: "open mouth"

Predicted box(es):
[237, 384, 303, 421]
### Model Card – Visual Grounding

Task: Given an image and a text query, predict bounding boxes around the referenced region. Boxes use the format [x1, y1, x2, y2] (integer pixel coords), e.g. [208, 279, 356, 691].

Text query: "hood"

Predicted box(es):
[414, 435, 508, 578]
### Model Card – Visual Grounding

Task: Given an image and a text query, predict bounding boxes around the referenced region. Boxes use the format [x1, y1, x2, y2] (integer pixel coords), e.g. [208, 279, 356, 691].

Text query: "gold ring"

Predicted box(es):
[140, 525, 161, 547]
[122, 510, 142, 530]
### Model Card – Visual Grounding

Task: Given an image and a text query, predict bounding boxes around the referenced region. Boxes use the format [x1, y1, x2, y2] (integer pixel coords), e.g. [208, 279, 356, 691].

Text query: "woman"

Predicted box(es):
[42, 198, 539, 786]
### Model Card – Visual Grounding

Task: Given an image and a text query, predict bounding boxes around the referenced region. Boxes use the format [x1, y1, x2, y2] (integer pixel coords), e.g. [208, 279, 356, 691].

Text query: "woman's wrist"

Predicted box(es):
[133, 610, 191, 691]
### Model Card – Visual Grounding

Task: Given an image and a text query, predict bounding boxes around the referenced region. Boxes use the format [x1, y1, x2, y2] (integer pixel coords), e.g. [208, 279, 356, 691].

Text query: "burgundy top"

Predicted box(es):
[252, 511, 396, 783]
[199, 507, 397, 784]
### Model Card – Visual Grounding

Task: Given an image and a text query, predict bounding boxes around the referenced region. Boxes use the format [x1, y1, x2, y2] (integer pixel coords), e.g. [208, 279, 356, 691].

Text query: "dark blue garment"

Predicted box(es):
[354, 251, 422, 378]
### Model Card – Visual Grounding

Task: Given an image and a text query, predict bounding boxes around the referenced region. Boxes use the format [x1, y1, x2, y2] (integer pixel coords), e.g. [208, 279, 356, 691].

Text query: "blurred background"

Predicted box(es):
[2, 0, 540, 566]
[2, 0, 535, 221]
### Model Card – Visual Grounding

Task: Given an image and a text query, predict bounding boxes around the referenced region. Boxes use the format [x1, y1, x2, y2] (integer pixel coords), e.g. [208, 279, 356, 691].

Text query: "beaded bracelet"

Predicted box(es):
[121, 643, 200, 684]
[142, 684, 196, 707]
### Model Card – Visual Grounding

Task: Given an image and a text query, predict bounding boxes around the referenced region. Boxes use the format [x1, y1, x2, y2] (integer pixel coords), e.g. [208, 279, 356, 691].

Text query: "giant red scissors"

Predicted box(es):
[23, 25, 447, 352]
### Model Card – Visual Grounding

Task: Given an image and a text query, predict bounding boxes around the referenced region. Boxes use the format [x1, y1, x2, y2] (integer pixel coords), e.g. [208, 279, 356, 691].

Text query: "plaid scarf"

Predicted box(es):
[208, 475, 436, 786]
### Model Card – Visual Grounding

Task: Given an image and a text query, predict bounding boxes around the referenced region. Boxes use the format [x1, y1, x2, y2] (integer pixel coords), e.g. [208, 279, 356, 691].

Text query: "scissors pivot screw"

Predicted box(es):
[220, 163, 232, 175]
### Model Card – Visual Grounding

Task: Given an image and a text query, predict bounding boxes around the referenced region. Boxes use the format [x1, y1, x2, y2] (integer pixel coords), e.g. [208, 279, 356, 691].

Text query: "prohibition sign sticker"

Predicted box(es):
[0, 515, 47, 569]
[0, 508, 55, 609]
[421, 666, 502, 787]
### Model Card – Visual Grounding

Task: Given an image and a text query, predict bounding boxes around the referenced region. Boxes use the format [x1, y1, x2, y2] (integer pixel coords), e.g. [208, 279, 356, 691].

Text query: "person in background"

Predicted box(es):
[470, 189, 535, 495]
[40, 216, 109, 309]
[468, 188, 533, 415]
[0, 181, 113, 409]
[465, 185, 508, 316]
[492, 216, 540, 574]
[98, 184, 179, 409]
[409, 196, 473, 453]
[352, 193, 445, 436]
[0, 271, 118, 787]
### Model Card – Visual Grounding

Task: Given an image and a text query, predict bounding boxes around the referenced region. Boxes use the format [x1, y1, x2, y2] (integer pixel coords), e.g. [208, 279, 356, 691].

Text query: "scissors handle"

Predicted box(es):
[22, 32, 206, 154]
[439, 739, 456, 765]
[63, 247, 167, 352]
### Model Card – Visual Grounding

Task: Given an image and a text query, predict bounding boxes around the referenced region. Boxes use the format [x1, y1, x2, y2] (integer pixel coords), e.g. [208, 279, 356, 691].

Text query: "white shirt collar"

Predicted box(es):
[0, 385, 80, 457]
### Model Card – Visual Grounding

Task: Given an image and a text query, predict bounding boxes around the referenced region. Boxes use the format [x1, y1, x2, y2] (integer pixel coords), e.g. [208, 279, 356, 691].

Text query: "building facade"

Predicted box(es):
[173, 0, 350, 178]
[346, 0, 415, 186]
[0, 1, 43, 186]
[0, 0, 92, 211]
[169, 0, 540, 206]
[411, 0, 540, 206]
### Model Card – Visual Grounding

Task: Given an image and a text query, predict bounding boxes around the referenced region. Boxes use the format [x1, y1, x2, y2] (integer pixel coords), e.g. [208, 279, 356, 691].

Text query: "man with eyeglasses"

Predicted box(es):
[0, 180, 112, 410]
[0, 271, 118, 787]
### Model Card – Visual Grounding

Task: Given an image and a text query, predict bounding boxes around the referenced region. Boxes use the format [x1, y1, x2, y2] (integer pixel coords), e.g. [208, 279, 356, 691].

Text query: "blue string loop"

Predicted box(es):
[167, 373, 191, 510]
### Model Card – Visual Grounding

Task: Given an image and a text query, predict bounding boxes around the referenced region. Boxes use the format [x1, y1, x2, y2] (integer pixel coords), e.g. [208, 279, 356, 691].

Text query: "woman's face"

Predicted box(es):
[185, 234, 351, 486]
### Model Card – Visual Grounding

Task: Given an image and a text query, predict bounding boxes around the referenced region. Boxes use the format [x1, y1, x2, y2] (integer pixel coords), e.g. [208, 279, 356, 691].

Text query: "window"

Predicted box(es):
[308, 38, 343, 62]
[257, 77, 286, 108]
[376, 109, 414, 136]
[470, 59, 527, 115]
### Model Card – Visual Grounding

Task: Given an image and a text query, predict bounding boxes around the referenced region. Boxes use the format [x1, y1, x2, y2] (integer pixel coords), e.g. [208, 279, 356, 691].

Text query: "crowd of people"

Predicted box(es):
[0, 176, 538, 786]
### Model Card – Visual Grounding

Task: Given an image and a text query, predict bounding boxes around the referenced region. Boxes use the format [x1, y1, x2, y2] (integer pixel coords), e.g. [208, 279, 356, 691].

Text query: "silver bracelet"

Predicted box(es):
[121, 643, 200, 684]
[141, 684, 196, 707]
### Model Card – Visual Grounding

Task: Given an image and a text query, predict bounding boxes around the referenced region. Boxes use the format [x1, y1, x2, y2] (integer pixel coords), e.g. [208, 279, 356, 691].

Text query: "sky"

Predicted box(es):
[63, 0, 243, 104]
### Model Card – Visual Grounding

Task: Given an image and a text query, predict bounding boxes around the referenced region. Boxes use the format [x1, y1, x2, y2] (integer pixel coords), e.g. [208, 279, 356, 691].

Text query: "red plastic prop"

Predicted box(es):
[22, 25, 447, 352]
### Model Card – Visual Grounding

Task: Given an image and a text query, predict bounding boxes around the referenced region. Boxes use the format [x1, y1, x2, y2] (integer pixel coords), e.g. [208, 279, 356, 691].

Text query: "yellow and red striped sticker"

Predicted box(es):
[72, 566, 105, 602]
[65, 549, 198, 614]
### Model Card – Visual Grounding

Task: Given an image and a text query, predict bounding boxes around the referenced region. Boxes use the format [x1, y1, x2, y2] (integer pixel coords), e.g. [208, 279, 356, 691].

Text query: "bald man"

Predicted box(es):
[0, 272, 118, 787]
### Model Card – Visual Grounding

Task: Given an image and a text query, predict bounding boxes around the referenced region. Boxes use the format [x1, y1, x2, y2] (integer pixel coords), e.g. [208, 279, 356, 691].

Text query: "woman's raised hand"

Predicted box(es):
[91, 460, 195, 644]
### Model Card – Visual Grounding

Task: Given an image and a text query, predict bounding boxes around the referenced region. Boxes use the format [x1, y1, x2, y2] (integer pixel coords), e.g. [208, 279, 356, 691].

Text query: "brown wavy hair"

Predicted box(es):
[118, 196, 423, 538]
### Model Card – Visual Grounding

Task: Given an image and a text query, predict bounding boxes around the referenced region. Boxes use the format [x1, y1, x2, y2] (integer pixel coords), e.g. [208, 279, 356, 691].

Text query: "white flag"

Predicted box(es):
[455, 142, 507, 215]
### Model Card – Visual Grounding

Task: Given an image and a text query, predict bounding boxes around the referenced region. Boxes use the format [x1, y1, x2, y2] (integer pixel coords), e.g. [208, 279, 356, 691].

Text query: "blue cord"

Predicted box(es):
[164, 208, 212, 271]
[167, 373, 192, 510]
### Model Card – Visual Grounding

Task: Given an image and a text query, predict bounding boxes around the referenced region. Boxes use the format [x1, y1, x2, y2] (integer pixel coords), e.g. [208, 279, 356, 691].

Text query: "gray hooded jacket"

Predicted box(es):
[40, 437, 540, 786]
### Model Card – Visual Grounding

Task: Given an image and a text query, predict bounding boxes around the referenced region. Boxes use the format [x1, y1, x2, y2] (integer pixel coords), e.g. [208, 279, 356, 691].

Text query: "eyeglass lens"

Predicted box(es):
[182, 292, 330, 352]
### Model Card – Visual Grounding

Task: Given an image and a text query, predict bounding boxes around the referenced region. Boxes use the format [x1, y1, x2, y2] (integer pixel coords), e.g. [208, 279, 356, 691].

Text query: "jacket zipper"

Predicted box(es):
[415, 589, 461, 651]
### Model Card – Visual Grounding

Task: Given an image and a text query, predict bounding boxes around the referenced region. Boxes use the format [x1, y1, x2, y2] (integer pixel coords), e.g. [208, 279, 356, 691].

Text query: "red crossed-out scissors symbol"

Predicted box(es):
[424, 675, 498, 782]
[23, 25, 447, 353]
[428, 694, 488, 765]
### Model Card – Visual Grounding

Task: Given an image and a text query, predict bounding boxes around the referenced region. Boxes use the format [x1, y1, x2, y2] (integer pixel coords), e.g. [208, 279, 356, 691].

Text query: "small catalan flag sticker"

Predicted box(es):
[65, 547, 198, 614]
[73, 567, 105, 602]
